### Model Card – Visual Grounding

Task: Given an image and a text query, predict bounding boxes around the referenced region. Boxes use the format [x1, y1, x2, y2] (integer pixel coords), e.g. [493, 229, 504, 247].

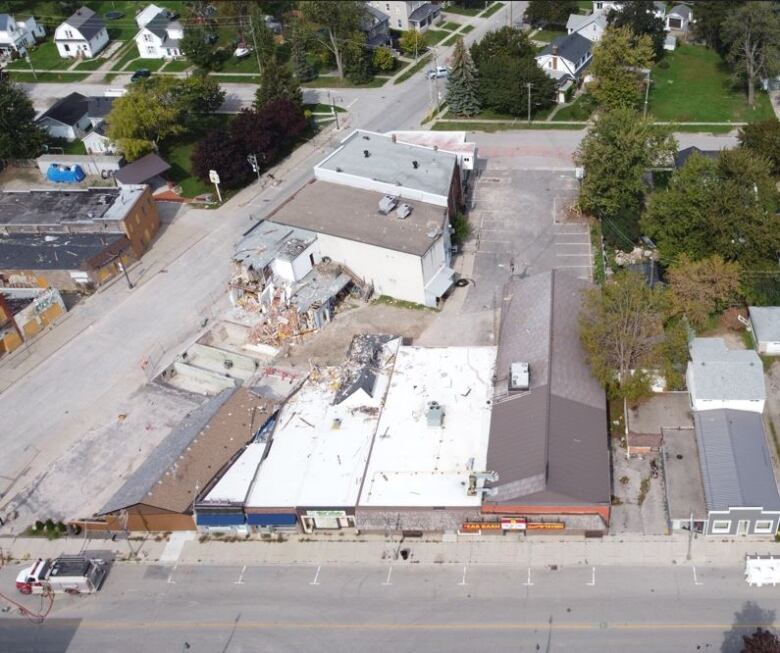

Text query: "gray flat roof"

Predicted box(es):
[0, 187, 143, 229]
[484, 270, 610, 507]
[688, 338, 765, 402]
[115, 152, 170, 185]
[315, 130, 457, 199]
[267, 180, 448, 257]
[695, 410, 780, 512]
[750, 306, 780, 343]
[0, 232, 127, 271]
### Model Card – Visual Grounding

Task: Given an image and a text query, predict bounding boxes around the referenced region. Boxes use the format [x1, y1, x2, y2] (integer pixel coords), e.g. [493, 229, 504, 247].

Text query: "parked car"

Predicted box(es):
[234, 46, 252, 58]
[130, 68, 151, 82]
[426, 66, 448, 79]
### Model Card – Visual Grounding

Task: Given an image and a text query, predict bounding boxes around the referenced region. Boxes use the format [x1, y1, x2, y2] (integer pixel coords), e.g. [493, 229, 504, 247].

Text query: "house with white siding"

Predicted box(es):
[134, 9, 183, 59]
[0, 14, 45, 56]
[54, 7, 109, 59]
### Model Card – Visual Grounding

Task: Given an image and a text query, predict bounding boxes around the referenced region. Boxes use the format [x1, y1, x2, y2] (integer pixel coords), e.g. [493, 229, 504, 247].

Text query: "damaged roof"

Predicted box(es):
[0, 232, 128, 271]
[484, 270, 610, 507]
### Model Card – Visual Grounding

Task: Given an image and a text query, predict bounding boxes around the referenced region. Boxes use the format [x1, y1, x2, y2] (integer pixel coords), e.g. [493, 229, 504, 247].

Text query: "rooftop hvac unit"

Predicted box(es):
[378, 195, 398, 215]
[396, 203, 412, 219]
[426, 401, 444, 427]
[509, 362, 530, 391]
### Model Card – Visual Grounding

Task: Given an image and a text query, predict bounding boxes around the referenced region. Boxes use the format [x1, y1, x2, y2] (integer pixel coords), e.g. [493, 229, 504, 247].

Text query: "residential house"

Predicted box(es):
[0, 14, 45, 56]
[81, 96, 116, 153]
[673, 146, 719, 169]
[135, 4, 164, 29]
[135, 9, 183, 59]
[686, 338, 766, 413]
[369, 1, 440, 32]
[666, 4, 692, 33]
[565, 12, 607, 43]
[749, 307, 780, 355]
[593, 1, 667, 20]
[482, 270, 612, 532]
[0, 287, 66, 355]
[362, 5, 392, 48]
[35, 92, 90, 141]
[54, 7, 109, 59]
[535, 33, 594, 103]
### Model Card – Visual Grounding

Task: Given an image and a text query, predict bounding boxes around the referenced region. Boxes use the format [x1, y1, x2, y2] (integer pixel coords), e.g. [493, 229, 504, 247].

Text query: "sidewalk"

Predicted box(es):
[2, 532, 776, 569]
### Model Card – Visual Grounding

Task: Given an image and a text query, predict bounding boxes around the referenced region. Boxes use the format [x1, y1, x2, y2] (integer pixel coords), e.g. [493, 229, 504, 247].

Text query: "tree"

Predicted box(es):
[192, 128, 253, 190]
[255, 57, 302, 111]
[470, 26, 534, 68]
[372, 46, 395, 73]
[590, 25, 655, 110]
[692, 0, 734, 55]
[579, 270, 665, 397]
[641, 149, 780, 269]
[722, 1, 780, 107]
[174, 74, 226, 117]
[607, 0, 666, 60]
[666, 255, 742, 328]
[575, 108, 676, 248]
[106, 77, 186, 160]
[180, 26, 218, 69]
[742, 627, 780, 653]
[290, 27, 317, 81]
[479, 55, 554, 116]
[249, 8, 277, 67]
[523, 0, 578, 28]
[299, 0, 364, 79]
[0, 77, 45, 161]
[738, 118, 780, 175]
[344, 42, 374, 84]
[447, 37, 481, 117]
[399, 29, 425, 58]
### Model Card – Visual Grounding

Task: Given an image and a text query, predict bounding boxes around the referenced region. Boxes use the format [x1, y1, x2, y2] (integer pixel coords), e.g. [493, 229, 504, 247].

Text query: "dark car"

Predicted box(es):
[130, 69, 151, 82]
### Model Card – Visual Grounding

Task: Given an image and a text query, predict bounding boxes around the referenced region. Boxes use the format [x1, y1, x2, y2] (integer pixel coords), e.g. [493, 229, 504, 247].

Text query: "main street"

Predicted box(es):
[0, 562, 775, 652]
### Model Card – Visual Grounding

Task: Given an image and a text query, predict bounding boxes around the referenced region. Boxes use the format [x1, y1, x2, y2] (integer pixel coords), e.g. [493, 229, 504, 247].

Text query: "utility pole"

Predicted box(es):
[24, 52, 37, 81]
[248, 14, 262, 75]
[643, 73, 651, 119]
[526, 82, 533, 125]
[328, 91, 340, 129]
[247, 153, 260, 181]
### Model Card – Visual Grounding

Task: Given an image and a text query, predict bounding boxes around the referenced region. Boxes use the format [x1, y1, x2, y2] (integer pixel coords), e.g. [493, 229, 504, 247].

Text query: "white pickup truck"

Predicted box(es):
[16, 556, 108, 595]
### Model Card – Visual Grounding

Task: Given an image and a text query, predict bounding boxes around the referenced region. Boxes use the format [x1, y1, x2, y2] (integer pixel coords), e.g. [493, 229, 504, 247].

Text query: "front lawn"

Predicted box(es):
[162, 138, 213, 198]
[441, 21, 461, 31]
[461, 24, 475, 34]
[394, 53, 432, 84]
[302, 76, 387, 88]
[74, 57, 106, 70]
[533, 29, 566, 43]
[553, 93, 597, 121]
[480, 2, 505, 18]
[649, 44, 776, 123]
[160, 59, 193, 72]
[6, 40, 70, 71]
[424, 29, 449, 47]
[9, 71, 89, 82]
[443, 34, 459, 47]
[123, 58, 167, 72]
[443, 4, 485, 17]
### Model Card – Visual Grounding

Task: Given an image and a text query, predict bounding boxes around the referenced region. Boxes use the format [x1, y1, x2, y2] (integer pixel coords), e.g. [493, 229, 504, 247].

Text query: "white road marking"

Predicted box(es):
[346, 98, 358, 109]
[310, 565, 321, 586]
[167, 563, 177, 585]
[382, 566, 393, 586]
[692, 566, 703, 586]
[458, 566, 468, 586]
[587, 567, 596, 586]
[234, 565, 246, 585]
[523, 568, 534, 587]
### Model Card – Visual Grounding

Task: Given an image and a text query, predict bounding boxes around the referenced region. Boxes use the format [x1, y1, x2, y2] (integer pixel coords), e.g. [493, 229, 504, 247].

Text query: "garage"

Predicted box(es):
[750, 306, 780, 355]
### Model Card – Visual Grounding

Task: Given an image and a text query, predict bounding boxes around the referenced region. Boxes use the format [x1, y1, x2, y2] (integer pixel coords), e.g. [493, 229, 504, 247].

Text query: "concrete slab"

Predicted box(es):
[628, 393, 694, 435]
[662, 427, 707, 522]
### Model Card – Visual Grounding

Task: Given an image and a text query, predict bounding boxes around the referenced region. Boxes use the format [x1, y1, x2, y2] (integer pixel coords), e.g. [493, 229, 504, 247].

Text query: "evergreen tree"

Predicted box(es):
[255, 57, 302, 111]
[290, 28, 317, 82]
[0, 77, 45, 160]
[447, 37, 481, 117]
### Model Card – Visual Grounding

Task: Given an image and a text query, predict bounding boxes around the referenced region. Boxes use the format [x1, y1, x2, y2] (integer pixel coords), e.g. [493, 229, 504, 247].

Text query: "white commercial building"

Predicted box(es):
[54, 7, 109, 59]
[356, 346, 496, 532]
[686, 338, 766, 413]
[386, 130, 477, 182]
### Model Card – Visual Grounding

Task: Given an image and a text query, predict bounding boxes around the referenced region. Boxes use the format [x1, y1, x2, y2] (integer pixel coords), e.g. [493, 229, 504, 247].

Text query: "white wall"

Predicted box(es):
[315, 234, 427, 306]
[758, 341, 780, 355]
[687, 364, 766, 413]
[271, 242, 317, 284]
[55, 25, 108, 58]
[313, 167, 449, 208]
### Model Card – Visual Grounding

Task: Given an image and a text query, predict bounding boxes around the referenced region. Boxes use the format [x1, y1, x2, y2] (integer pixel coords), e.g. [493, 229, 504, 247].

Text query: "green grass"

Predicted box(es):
[446, 105, 554, 120]
[304, 103, 346, 113]
[443, 4, 484, 17]
[373, 295, 436, 311]
[162, 138, 212, 198]
[301, 76, 387, 88]
[123, 57, 167, 72]
[160, 59, 192, 73]
[209, 74, 262, 84]
[8, 71, 90, 82]
[73, 57, 106, 71]
[394, 53, 432, 84]
[533, 28, 566, 43]
[112, 45, 142, 71]
[6, 40, 70, 71]
[443, 34, 459, 47]
[433, 120, 585, 132]
[649, 44, 776, 123]
[61, 140, 87, 155]
[480, 2, 505, 18]
[553, 93, 597, 121]
[213, 53, 263, 74]
[577, 0, 592, 13]
[441, 21, 461, 31]
[424, 30, 449, 47]
[461, 24, 475, 34]
[665, 124, 736, 134]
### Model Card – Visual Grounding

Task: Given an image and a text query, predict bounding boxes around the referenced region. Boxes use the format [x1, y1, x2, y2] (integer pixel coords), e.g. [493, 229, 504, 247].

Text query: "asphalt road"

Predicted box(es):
[0, 563, 776, 652]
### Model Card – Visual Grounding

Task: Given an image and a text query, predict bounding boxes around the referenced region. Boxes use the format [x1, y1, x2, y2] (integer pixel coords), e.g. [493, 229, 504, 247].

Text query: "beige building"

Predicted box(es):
[369, 1, 440, 31]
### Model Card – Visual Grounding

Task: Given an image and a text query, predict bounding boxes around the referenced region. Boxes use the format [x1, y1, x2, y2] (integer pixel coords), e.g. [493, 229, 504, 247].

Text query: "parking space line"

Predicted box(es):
[234, 565, 246, 585]
[587, 567, 596, 586]
[167, 564, 177, 585]
[310, 565, 321, 586]
[382, 567, 393, 586]
[458, 566, 468, 586]
[523, 568, 533, 586]
[692, 567, 703, 586]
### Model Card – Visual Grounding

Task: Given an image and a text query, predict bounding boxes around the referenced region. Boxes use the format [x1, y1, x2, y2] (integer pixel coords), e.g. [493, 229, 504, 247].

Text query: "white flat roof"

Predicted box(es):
[202, 442, 266, 504]
[359, 346, 496, 508]
[245, 338, 400, 509]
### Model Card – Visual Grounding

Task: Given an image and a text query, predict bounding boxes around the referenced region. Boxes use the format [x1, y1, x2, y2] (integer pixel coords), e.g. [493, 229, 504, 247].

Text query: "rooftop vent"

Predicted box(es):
[509, 362, 530, 391]
[363, 149, 371, 158]
[362, 134, 370, 140]
[378, 194, 398, 215]
[396, 203, 412, 219]
[412, 160, 419, 169]
[426, 401, 444, 427]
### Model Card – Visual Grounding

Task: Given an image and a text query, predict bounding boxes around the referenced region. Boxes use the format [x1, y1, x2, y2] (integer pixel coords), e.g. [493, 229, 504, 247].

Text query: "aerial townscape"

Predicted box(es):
[1, 0, 780, 651]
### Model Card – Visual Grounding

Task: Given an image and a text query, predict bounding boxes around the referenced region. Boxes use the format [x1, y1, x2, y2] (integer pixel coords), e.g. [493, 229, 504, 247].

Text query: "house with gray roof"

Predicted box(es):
[0, 14, 45, 55]
[666, 4, 693, 33]
[565, 12, 607, 43]
[362, 5, 391, 48]
[482, 270, 611, 531]
[750, 307, 780, 355]
[369, 1, 440, 32]
[535, 32, 594, 102]
[694, 410, 780, 536]
[686, 338, 766, 413]
[54, 6, 108, 59]
[134, 8, 183, 59]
